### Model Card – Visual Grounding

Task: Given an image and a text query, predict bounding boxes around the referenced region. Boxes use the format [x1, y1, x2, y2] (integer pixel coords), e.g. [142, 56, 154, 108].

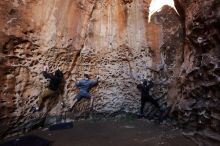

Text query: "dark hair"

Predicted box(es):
[55, 69, 63, 78]
[84, 74, 89, 79]
[143, 79, 148, 85]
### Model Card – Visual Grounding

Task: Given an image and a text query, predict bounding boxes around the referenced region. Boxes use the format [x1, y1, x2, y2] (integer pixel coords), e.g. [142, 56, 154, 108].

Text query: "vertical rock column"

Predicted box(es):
[173, 0, 220, 145]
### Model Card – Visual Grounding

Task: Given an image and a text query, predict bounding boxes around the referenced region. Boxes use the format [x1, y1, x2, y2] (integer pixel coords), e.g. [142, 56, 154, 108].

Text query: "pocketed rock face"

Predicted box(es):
[172, 0, 220, 145]
[65, 0, 152, 114]
[0, 0, 182, 137]
[0, 0, 97, 137]
[2, 1, 220, 145]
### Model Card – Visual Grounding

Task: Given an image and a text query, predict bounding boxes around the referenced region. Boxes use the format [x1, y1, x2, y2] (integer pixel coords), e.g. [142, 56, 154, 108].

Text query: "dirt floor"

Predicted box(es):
[17, 119, 196, 146]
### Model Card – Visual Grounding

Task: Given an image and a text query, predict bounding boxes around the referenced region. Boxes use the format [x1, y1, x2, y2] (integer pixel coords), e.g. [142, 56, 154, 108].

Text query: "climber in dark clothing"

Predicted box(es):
[137, 79, 164, 120]
[42, 70, 64, 91]
[69, 74, 99, 110]
[34, 69, 64, 111]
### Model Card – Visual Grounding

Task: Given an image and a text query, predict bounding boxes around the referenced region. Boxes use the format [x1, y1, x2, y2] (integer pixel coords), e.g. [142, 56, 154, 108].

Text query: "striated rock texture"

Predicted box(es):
[0, 0, 181, 137]
[171, 0, 220, 145]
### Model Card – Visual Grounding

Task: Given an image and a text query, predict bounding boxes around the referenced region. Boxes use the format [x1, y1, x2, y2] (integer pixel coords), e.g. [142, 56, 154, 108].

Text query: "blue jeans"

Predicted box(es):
[75, 91, 91, 101]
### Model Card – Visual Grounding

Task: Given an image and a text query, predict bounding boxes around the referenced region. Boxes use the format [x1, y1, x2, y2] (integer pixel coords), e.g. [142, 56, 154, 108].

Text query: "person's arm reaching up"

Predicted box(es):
[42, 71, 54, 80]
[90, 76, 99, 87]
[75, 80, 80, 87]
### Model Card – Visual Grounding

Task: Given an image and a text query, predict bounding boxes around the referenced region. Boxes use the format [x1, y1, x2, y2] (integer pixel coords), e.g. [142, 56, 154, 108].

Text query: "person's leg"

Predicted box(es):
[89, 94, 97, 109]
[140, 97, 146, 117]
[159, 105, 170, 122]
[37, 88, 54, 108]
[149, 97, 160, 109]
[69, 94, 81, 111]
[82, 92, 93, 109]
[72, 98, 78, 107]
[89, 97, 94, 109]
[149, 97, 169, 122]
[148, 97, 164, 121]
[37, 96, 43, 109]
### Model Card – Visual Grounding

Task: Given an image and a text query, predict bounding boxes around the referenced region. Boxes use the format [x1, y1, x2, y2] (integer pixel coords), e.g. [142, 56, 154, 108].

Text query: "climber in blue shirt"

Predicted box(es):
[69, 74, 99, 111]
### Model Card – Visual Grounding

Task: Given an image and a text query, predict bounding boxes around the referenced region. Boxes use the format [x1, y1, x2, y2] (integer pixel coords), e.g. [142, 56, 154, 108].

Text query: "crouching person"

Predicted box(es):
[33, 69, 64, 112]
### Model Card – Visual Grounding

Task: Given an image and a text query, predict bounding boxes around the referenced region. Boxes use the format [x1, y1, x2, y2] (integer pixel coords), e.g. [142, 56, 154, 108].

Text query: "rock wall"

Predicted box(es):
[0, 0, 182, 137]
[1, 0, 219, 145]
[0, 0, 97, 137]
[171, 0, 220, 145]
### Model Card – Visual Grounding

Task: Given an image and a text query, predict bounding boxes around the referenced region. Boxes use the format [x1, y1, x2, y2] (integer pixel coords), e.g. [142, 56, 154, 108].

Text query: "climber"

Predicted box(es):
[69, 74, 99, 111]
[33, 68, 64, 112]
[137, 79, 165, 121]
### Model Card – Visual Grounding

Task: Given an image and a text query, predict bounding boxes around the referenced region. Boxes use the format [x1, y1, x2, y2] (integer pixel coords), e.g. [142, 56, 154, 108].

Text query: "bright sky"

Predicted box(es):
[148, 0, 178, 22]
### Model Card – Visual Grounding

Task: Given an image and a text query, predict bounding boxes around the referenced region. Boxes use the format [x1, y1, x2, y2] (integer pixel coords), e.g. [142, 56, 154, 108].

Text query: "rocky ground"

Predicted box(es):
[1, 119, 196, 146]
